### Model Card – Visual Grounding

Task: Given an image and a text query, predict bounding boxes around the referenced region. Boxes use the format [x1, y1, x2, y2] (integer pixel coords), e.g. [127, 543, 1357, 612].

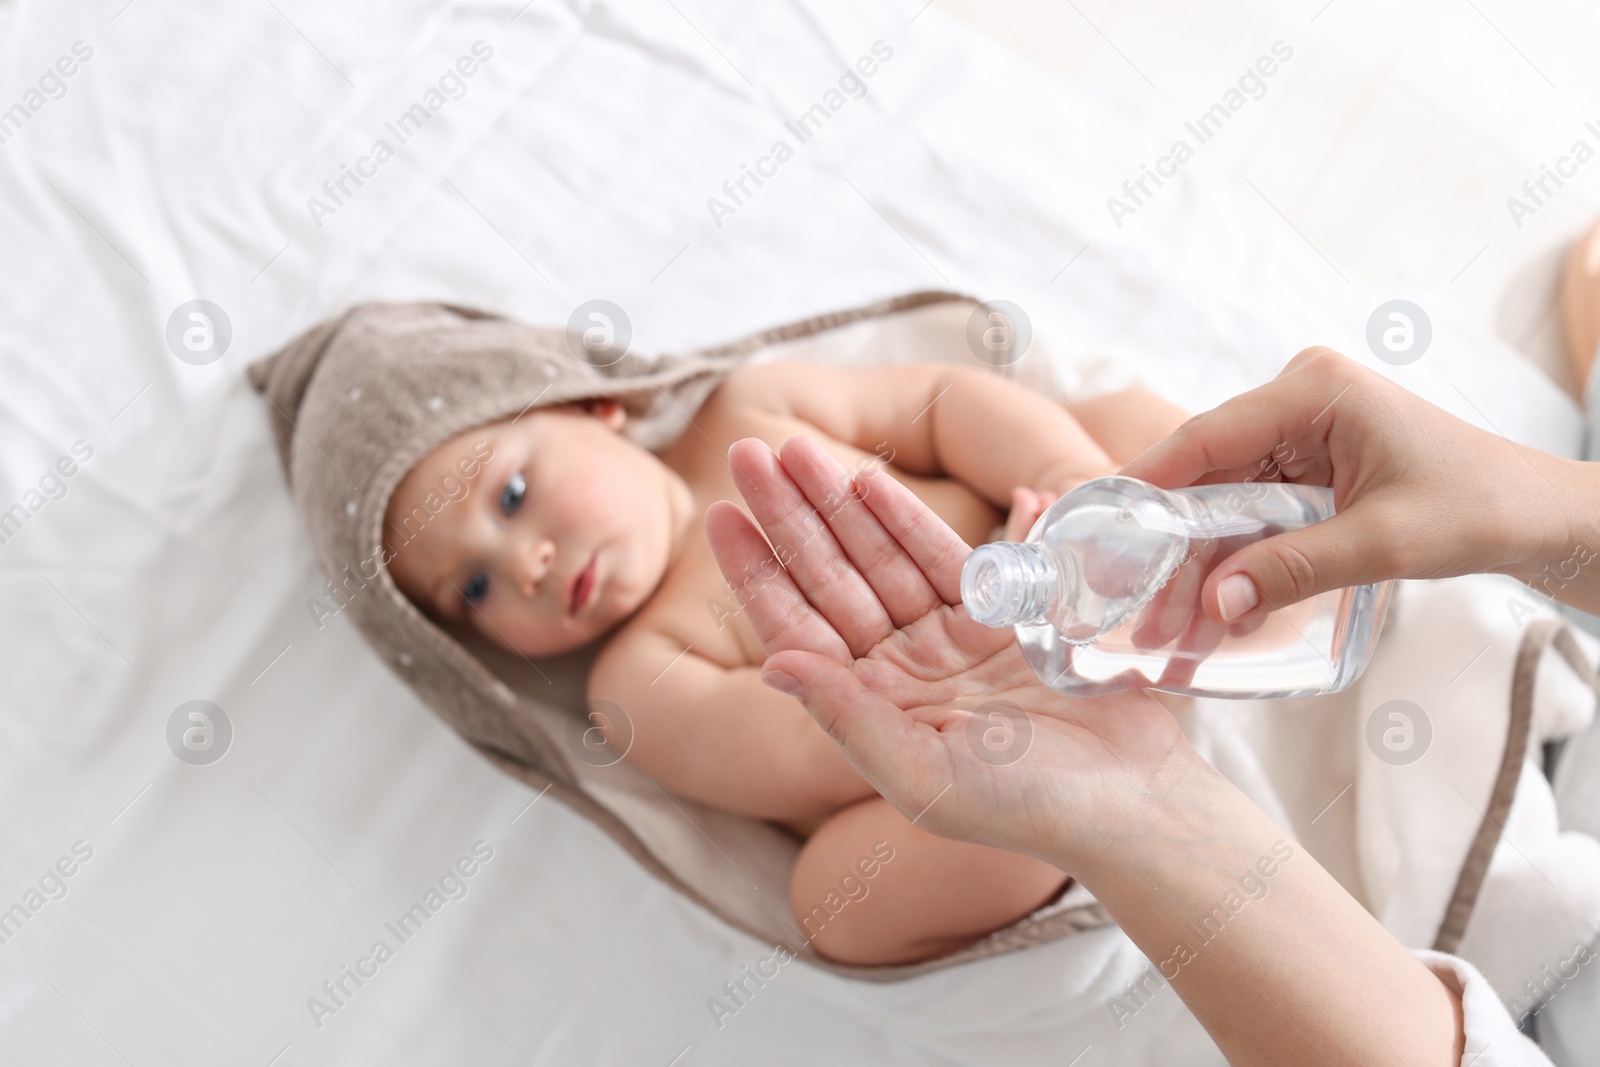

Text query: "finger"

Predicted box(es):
[1004, 488, 1037, 542]
[1154, 601, 1230, 689]
[1079, 534, 1161, 601]
[845, 444, 973, 606]
[1199, 508, 1393, 622]
[1185, 453, 1333, 489]
[777, 435, 948, 632]
[1152, 526, 1264, 683]
[1130, 542, 1211, 649]
[1121, 365, 1349, 489]
[1229, 611, 1270, 639]
[704, 500, 852, 663]
[727, 438, 897, 657]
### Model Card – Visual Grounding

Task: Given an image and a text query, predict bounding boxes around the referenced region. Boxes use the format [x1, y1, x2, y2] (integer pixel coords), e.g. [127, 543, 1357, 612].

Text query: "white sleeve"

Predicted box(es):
[1413, 949, 1553, 1066]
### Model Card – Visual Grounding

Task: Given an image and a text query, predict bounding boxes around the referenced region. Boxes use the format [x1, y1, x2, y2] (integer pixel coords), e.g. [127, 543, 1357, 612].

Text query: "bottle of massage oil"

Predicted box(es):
[960, 475, 1391, 699]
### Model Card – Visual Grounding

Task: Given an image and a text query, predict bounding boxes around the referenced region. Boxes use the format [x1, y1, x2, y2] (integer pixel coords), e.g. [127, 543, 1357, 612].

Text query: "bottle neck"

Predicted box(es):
[961, 542, 1067, 627]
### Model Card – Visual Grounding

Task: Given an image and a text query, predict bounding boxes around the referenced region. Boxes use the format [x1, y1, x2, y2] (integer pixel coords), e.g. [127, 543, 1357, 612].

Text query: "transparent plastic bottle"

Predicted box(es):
[960, 475, 1392, 698]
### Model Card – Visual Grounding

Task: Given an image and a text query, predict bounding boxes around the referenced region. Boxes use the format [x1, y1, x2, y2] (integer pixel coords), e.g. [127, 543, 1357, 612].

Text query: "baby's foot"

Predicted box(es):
[1559, 217, 1600, 394]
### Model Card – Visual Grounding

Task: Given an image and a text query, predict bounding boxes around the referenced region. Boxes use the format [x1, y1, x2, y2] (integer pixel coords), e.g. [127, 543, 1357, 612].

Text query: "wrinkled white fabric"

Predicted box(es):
[1417, 951, 1554, 1067]
[0, 0, 1588, 1063]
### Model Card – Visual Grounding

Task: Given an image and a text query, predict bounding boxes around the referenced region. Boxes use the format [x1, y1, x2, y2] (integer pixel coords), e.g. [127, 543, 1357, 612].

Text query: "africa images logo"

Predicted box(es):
[304, 41, 495, 230]
[1106, 40, 1293, 228]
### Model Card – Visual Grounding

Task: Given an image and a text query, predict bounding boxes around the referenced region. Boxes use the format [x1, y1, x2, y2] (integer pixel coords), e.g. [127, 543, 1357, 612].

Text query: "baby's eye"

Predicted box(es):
[499, 472, 526, 516]
[462, 572, 489, 604]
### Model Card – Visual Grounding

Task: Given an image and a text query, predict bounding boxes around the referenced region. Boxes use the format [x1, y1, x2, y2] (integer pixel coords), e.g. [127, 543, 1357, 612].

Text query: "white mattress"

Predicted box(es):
[0, 1, 1582, 1064]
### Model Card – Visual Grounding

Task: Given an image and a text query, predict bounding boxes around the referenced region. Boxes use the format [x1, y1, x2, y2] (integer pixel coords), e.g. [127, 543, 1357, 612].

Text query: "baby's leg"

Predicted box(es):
[789, 796, 1068, 966]
[1065, 387, 1191, 468]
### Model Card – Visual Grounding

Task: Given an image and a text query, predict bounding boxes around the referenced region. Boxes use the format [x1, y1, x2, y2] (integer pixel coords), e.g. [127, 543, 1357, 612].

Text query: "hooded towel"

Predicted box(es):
[247, 293, 1114, 980]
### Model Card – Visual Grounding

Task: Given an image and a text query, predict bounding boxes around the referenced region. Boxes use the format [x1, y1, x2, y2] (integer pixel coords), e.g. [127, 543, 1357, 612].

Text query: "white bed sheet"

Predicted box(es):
[0, 0, 1583, 1064]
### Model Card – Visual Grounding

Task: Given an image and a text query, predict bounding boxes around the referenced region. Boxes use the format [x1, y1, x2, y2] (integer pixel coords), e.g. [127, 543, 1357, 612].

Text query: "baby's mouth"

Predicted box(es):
[567, 553, 597, 615]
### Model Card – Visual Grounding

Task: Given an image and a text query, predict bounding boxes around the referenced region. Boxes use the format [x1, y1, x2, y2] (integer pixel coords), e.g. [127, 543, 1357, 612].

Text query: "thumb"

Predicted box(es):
[761, 650, 919, 781]
[1201, 511, 1390, 622]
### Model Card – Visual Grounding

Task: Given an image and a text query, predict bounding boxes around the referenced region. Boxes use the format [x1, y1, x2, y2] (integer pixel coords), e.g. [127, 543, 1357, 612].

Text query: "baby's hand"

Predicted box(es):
[1002, 463, 1118, 542]
[1003, 487, 1060, 542]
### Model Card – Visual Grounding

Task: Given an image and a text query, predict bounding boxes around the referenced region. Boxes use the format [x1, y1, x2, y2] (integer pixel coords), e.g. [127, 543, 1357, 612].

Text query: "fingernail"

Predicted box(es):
[1217, 574, 1260, 622]
[761, 670, 805, 700]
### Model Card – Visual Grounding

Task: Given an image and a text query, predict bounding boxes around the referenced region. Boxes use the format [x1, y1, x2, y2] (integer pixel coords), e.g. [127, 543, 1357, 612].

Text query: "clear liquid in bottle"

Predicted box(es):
[960, 476, 1391, 698]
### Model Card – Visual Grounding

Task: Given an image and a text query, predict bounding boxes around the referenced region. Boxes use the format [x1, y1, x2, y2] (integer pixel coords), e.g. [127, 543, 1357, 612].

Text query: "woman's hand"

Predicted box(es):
[1126, 347, 1596, 622]
[705, 435, 1192, 867]
[707, 432, 1471, 1066]
[1001, 485, 1268, 690]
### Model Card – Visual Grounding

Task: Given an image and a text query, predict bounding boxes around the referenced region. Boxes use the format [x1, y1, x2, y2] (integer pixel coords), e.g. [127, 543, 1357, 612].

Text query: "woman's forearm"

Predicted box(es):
[1060, 750, 1464, 1066]
[1499, 450, 1600, 617]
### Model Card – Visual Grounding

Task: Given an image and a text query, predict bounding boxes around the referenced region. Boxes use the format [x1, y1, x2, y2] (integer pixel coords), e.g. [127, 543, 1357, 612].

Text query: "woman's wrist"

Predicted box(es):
[1492, 450, 1600, 610]
[1543, 453, 1600, 563]
[1038, 730, 1217, 882]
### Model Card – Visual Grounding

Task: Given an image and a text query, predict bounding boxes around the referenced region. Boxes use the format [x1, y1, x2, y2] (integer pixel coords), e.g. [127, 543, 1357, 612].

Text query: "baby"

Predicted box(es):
[383, 359, 1188, 965]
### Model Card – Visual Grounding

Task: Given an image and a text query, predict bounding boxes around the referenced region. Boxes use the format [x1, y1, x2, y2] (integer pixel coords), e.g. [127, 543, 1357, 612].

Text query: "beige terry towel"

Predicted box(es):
[247, 293, 1112, 980]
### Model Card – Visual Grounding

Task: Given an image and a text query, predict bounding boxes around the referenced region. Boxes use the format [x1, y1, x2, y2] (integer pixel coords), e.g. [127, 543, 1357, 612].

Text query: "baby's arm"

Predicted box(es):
[724, 362, 1119, 510]
[1001, 387, 1195, 538]
[589, 628, 876, 820]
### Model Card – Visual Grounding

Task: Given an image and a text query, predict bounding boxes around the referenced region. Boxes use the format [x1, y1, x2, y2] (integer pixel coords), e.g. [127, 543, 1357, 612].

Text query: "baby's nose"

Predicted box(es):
[512, 537, 556, 599]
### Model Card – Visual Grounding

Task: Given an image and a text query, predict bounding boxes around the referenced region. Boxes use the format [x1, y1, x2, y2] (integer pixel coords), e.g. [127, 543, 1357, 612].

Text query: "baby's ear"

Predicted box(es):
[582, 397, 627, 431]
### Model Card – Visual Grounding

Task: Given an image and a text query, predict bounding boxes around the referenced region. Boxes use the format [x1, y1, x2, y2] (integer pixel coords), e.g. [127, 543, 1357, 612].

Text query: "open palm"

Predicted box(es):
[705, 436, 1192, 863]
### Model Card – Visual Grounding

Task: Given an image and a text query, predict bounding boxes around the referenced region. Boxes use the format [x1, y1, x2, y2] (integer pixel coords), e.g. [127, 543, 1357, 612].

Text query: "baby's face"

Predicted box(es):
[383, 400, 689, 657]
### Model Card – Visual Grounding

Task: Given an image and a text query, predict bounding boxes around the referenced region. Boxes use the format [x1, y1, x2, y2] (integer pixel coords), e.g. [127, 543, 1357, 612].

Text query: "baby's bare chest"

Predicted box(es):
[622, 400, 1003, 669]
